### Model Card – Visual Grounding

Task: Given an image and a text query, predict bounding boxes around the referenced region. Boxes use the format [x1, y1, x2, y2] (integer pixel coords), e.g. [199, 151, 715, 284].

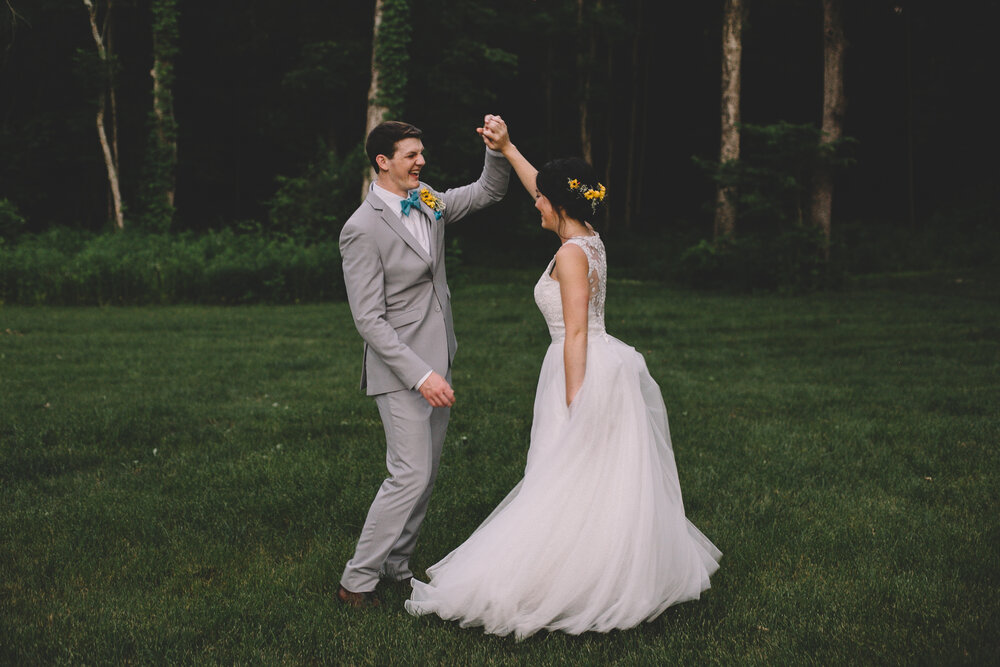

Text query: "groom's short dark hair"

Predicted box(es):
[366, 121, 423, 171]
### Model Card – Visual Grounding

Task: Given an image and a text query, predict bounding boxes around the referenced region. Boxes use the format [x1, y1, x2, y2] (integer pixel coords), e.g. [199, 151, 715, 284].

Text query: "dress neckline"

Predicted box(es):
[562, 231, 599, 244]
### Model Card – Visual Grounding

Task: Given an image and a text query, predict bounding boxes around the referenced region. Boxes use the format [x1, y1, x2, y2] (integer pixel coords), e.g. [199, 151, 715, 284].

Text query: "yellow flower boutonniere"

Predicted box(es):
[419, 188, 446, 220]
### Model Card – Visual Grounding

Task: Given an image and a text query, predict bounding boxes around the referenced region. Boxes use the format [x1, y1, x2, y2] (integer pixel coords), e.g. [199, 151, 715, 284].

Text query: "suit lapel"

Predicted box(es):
[420, 201, 445, 268]
[367, 194, 433, 268]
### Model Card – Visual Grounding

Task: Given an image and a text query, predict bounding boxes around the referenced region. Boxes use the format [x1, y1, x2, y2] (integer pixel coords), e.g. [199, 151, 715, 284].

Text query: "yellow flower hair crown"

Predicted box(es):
[567, 178, 607, 213]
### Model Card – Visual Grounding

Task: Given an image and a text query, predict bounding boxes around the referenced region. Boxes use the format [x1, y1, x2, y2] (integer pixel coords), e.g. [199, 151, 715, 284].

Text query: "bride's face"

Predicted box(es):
[535, 192, 561, 233]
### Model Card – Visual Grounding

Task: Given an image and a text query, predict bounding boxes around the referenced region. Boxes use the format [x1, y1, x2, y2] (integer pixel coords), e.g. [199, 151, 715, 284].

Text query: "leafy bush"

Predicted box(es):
[0, 228, 345, 305]
[698, 122, 855, 234]
[0, 230, 73, 304]
[676, 224, 841, 292]
[0, 198, 26, 241]
[266, 144, 367, 242]
[683, 122, 855, 291]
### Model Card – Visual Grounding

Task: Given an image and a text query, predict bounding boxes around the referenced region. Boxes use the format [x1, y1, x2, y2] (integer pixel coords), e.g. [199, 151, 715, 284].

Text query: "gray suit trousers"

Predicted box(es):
[340, 377, 450, 592]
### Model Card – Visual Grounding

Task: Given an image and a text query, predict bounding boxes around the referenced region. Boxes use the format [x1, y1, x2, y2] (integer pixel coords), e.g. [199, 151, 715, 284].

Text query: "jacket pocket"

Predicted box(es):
[386, 308, 422, 329]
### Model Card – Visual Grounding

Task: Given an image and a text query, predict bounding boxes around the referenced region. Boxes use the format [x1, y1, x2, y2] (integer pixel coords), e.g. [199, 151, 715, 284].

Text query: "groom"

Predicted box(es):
[337, 116, 511, 607]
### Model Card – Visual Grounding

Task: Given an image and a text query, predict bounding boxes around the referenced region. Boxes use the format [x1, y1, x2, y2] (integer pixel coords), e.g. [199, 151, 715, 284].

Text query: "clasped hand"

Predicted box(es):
[478, 114, 510, 151]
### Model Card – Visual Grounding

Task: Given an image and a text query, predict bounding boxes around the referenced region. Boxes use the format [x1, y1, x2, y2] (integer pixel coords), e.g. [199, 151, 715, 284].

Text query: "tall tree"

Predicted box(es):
[83, 0, 124, 230]
[714, 0, 745, 239]
[900, 1, 915, 228]
[362, 0, 411, 197]
[809, 0, 846, 256]
[602, 38, 613, 228]
[576, 0, 596, 165]
[146, 0, 179, 229]
[623, 0, 643, 227]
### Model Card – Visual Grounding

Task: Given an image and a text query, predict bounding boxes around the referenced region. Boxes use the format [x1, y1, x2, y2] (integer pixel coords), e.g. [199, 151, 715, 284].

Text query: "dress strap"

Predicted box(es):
[564, 235, 601, 274]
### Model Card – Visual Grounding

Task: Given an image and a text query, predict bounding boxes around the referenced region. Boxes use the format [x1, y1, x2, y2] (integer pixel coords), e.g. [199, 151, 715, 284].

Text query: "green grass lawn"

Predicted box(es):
[1, 268, 997, 664]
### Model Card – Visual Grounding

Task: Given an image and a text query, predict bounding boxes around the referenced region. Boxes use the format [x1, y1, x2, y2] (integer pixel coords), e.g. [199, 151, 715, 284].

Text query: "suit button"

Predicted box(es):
[435, 305, 441, 312]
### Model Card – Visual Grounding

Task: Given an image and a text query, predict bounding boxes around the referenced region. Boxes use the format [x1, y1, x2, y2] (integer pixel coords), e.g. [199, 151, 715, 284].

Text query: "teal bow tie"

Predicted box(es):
[400, 190, 421, 216]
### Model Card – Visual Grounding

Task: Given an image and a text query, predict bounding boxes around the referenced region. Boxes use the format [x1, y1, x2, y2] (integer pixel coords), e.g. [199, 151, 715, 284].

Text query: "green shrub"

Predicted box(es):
[196, 230, 345, 304]
[0, 228, 345, 305]
[0, 198, 27, 241]
[0, 233, 73, 304]
[698, 122, 855, 234]
[676, 224, 840, 292]
[266, 144, 367, 242]
[684, 122, 855, 291]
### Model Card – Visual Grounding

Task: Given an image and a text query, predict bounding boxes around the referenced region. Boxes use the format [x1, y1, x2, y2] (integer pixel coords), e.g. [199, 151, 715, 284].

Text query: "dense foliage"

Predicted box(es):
[682, 122, 854, 291]
[0, 0, 997, 299]
[0, 228, 344, 305]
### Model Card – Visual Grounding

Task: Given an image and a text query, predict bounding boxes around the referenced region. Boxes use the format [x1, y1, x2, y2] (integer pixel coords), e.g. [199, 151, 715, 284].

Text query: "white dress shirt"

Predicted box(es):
[372, 182, 432, 256]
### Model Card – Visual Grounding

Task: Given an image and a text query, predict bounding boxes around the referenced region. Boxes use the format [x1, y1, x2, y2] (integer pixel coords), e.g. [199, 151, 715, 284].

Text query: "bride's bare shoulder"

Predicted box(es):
[555, 240, 589, 262]
[552, 242, 589, 282]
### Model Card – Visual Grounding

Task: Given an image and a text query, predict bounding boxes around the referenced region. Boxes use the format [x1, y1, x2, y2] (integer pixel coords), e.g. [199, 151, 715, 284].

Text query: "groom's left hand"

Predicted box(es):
[418, 371, 456, 408]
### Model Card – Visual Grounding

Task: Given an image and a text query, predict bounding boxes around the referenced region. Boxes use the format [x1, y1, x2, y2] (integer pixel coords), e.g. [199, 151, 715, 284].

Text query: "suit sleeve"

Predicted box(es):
[436, 148, 511, 224]
[340, 221, 432, 390]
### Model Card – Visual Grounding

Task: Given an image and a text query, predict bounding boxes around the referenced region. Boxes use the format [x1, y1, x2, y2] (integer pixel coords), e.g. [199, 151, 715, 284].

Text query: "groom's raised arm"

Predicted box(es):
[340, 220, 432, 391]
[433, 116, 511, 223]
[433, 149, 509, 224]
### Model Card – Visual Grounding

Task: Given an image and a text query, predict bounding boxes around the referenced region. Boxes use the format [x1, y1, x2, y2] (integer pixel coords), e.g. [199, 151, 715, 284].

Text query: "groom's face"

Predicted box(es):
[377, 138, 426, 197]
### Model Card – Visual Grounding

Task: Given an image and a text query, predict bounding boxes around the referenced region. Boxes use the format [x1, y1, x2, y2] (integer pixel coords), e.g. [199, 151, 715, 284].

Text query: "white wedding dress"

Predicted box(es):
[405, 233, 721, 639]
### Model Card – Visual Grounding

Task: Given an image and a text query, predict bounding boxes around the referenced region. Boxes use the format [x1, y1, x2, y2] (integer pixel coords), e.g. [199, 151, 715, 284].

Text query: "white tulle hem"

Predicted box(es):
[405, 334, 721, 639]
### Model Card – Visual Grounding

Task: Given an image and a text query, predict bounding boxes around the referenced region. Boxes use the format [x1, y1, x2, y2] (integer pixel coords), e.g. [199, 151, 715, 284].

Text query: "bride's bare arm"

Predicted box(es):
[500, 144, 537, 199]
[479, 116, 537, 198]
[555, 243, 590, 407]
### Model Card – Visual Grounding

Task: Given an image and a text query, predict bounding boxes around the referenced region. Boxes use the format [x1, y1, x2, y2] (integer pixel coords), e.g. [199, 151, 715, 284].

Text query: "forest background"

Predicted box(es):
[0, 0, 998, 303]
[1, 3, 998, 662]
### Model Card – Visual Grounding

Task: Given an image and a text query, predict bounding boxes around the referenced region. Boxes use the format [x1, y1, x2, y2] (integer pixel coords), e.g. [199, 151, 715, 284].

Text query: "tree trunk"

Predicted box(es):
[361, 0, 411, 198]
[634, 40, 650, 222]
[903, 2, 916, 228]
[361, 0, 413, 198]
[107, 22, 119, 170]
[715, 0, 744, 240]
[577, 0, 594, 165]
[810, 0, 846, 257]
[95, 100, 124, 231]
[150, 0, 179, 225]
[603, 41, 613, 228]
[545, 42, 554, 159]
[361, 0, 389, 198]
[624, 0, 642, 228]
[83, 0, 124, 231]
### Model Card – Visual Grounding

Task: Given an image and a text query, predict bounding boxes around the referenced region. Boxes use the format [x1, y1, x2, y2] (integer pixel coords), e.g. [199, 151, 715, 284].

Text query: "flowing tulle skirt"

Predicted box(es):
[405, 334, 721, 639]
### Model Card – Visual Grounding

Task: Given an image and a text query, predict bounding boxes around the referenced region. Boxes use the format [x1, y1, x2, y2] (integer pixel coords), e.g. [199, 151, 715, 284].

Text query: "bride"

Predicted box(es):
[405, 118, 721, 639]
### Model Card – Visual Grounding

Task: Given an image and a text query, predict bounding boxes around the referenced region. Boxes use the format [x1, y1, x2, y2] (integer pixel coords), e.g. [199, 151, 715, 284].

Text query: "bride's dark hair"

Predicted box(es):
[536, 157, 605, 224]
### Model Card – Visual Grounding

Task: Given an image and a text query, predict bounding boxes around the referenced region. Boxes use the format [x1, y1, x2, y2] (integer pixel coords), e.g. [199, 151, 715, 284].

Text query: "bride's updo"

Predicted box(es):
[536, 157, 606, 224]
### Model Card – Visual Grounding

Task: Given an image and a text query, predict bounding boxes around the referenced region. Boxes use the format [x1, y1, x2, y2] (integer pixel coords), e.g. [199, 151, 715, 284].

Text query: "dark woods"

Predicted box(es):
[0, 0, 996, 302]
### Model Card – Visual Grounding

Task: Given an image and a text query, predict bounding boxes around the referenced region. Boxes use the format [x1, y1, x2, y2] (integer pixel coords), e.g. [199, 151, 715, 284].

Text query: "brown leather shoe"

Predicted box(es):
[337, 585, 380, 608]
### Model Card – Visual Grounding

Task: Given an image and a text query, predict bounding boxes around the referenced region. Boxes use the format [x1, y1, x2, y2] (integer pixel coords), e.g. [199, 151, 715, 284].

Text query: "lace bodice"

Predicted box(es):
[533, 233, 607, 342]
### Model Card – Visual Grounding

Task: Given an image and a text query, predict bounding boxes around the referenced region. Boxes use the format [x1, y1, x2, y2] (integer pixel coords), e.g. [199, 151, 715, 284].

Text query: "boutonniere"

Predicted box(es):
[419, 188, 446, 220]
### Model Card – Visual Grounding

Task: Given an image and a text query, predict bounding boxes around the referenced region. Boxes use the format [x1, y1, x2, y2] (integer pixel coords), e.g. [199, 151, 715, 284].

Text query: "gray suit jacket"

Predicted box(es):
[340, 148, 510, 396]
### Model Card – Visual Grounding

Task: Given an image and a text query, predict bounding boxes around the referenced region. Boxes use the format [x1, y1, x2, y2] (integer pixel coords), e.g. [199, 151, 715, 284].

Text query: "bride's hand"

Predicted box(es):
[477, 114, 509, 151]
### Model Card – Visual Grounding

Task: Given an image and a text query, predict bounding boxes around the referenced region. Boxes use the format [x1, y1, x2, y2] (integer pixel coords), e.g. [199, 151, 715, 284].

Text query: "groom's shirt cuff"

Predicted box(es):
[414, 370, 433, 391]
